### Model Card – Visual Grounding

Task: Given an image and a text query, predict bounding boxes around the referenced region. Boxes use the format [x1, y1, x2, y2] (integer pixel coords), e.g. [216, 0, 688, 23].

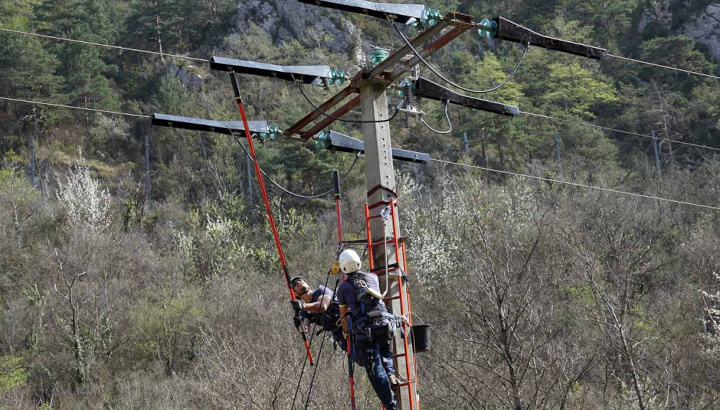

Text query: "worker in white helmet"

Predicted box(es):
[336, 249, 399, 410]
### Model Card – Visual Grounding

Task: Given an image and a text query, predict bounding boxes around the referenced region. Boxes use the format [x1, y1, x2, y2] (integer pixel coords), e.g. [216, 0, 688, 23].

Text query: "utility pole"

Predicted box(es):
[29, 134, 36, 187]
[361, 82, 415, 407]
[246, 145, 253, 205]
[554, 131, 562, 178]
[144, 134, 151, 209]
[652, 130, 661, 176]
[463, 131, 470, 158]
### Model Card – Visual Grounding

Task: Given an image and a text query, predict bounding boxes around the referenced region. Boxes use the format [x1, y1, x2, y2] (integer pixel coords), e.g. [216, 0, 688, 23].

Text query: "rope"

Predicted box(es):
[420, 100, 452, 134]
[519, 110, 720, 153]
[232, 133, 361, 199]
[0, 96, 151, 118]
[303, 276, 341, 410]
[429, 158, 720, 211]
[0, 27, 210, 63]
[607, 53, 720, 81]
[296, 83, 402, 124]
[392, 23, 528, 94]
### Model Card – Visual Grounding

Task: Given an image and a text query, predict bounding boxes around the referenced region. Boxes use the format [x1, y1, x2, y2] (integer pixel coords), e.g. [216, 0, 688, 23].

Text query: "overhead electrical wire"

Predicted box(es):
[520, 110, 720, 152]
[296, 83, 401, 124]
[607, 53, 720, 81]
[392, 22, 529, 94]
[0, 96, 151, 118]
[0, 27, 211, 63]
[420, 100, 453, 134]
[232, 132, 361, 199]
[3, 26, 719, 84]
[429, 158, 720, 211]
[5, 93, 720, 156]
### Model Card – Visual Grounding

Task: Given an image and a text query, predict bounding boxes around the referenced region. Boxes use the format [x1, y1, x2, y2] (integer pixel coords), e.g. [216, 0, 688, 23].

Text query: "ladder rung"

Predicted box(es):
[392, 353, 406, 358]
[372, 265, 400, 273]
[384, 295, 401, 302]
[371, 239, 396, 247]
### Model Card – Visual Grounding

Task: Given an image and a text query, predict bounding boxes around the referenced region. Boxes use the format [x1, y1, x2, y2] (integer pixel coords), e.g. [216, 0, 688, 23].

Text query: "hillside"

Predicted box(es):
[1, 0, 720, 408]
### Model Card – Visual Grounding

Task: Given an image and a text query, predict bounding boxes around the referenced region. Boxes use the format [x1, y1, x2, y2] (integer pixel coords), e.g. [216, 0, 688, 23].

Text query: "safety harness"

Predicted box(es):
[347, 271, 399, 344]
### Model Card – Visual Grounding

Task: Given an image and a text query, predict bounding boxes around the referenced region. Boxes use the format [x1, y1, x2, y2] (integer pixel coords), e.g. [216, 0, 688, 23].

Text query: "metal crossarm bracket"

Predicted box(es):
[210, 57, 333, 84]
[324, 131, 430, 163]
[493, 17, 607, 60]
[152, 113, 269, 134]
[297, 0, 426, 25]
[414, 77, 519, 116]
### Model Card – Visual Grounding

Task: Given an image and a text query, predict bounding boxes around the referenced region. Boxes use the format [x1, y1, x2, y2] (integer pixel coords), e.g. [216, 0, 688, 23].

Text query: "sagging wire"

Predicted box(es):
[232, 131, 361, 199]
[297, 82, 402, 123]
[392, 22, 529, 94]
[420, 99, 453, 134]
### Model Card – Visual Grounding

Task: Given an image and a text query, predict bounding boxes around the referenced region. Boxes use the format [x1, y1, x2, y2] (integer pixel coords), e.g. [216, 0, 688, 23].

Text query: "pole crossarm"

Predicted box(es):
[285, 12, 475, 140]
[297, 0, 426, 25]
[152, 113, 270, 134]
[321, 130, 431, 163]
[414, 77, 519, 116]
[492, 16, 607, 59]
[210, 57, 334, 84]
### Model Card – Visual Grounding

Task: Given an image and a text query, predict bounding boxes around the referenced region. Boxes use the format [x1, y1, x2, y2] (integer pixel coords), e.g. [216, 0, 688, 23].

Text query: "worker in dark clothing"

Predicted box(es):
[290, 276, 346, 351]
[336, 249, 399, 410]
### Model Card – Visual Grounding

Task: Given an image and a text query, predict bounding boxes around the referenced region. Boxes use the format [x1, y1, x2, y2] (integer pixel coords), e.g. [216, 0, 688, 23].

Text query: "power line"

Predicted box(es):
[0, 95, 151, 118]
[0, 27, 210, 63]
[607, 53, 720, 81]
[232, 132, 361, 199]
[429, 158, 720, 211]
[520, 110, 720, 153]
[392, 23, 528, 94]
[4, 26, 719, 86]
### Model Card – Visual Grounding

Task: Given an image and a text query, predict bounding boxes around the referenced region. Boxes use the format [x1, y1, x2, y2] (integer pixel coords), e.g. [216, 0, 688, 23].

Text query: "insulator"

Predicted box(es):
[403, 81, 413, 107]
[369, 50, 389, 67]
[478, 18, 498, 39]
[315, 131, 331, 149]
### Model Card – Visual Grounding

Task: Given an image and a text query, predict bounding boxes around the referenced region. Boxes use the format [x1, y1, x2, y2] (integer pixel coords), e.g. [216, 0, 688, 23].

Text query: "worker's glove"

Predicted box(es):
[293, 317, 302, 328]
[291, 300, 305, 311]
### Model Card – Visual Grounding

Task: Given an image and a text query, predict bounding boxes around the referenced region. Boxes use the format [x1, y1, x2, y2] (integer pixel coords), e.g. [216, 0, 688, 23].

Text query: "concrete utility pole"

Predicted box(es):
[361, 82, 415, 407]
[29, 134, 36, 187]
[554, 131, 562, 178]
[463, 131, 470, 158]
[144, 134, 151, 209]
[652, 130, 661, 176]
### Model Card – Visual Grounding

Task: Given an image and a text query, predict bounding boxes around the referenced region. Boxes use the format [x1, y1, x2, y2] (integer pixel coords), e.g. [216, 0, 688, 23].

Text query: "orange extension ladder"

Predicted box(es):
[364, 198, 420, 410]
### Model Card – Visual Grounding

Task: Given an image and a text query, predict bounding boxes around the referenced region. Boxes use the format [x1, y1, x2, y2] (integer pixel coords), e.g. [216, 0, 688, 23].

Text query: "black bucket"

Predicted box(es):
[410, 324, 431, 353]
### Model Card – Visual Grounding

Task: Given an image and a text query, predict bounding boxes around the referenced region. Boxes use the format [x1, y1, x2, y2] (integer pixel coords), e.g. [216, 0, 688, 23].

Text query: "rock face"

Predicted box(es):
[234, 0, 361, 60]
[683, 3, 720, 61]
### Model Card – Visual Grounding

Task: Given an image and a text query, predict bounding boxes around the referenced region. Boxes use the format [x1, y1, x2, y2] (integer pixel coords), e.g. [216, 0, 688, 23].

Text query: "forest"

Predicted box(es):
[1, 0, 720, 408]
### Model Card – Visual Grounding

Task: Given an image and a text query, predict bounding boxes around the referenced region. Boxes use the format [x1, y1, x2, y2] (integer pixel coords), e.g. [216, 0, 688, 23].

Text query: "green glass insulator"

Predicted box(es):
[369, 50, 389, 67]
[429, 8, 440, 26]
[328, 69, 336, 86]
[268, 125, 279, 140]
[335, 69, 345, 86]
[259, 132, 268, 141]
[315, 131, 331, 149]
[478, 18, 498, 38]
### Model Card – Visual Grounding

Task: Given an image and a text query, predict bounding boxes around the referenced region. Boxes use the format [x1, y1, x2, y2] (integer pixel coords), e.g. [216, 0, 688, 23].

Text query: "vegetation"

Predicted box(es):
[0, 0, 719, 408]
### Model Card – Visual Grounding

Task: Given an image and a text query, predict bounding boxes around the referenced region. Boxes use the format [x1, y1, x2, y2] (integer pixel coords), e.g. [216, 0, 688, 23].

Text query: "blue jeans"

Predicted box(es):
[358, 339, 397, 410]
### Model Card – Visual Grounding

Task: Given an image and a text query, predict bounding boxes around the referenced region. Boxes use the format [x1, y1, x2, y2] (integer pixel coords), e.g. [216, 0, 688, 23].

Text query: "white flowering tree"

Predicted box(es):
[56, 151, 111, 232]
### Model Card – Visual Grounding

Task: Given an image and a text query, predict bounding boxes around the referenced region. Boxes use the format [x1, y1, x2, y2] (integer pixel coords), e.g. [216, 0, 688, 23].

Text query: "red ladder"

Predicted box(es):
[364, 199, 420, 410]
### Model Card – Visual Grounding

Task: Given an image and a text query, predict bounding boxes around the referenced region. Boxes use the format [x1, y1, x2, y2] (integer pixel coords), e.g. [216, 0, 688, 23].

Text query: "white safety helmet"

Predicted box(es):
[338, 249, 361, 274]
